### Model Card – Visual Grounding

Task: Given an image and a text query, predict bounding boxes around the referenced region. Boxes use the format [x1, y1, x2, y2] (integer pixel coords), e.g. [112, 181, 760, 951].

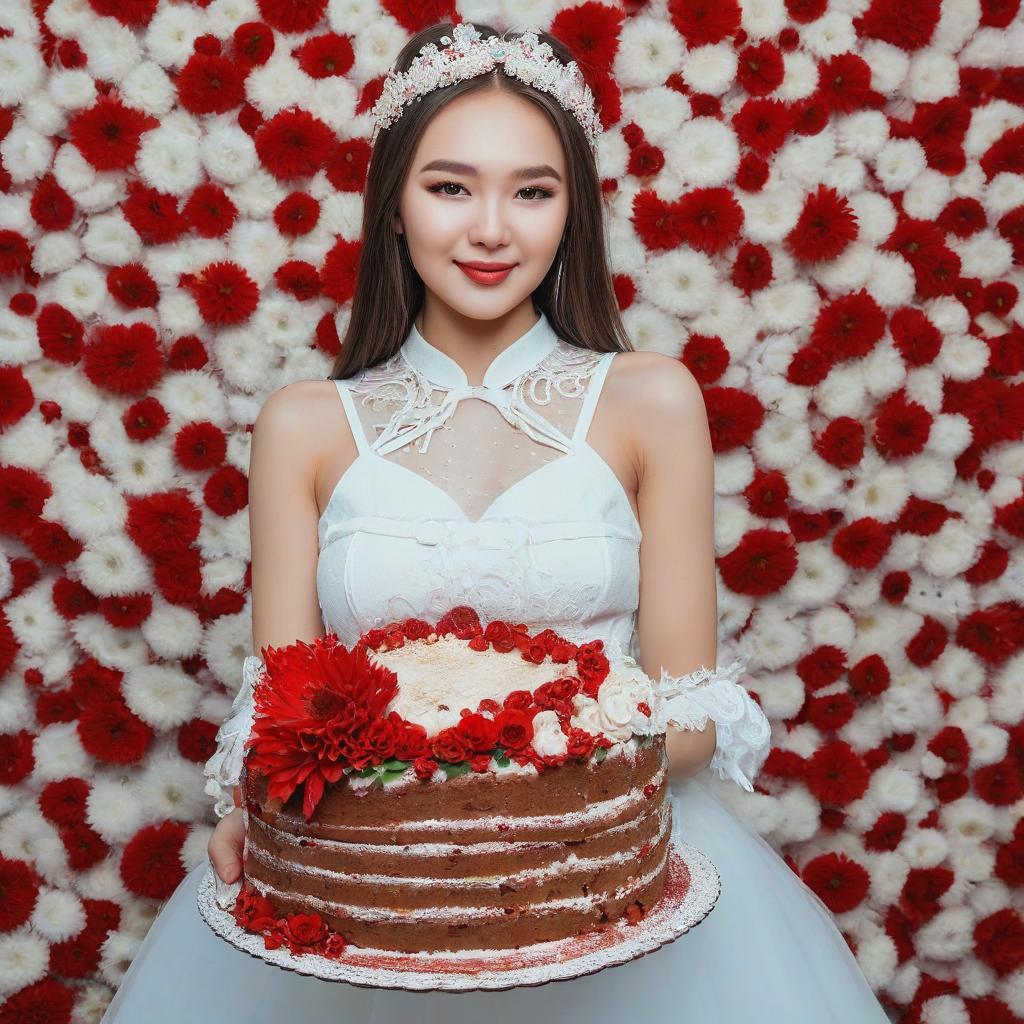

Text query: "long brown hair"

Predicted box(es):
[328, 21, 633, 381]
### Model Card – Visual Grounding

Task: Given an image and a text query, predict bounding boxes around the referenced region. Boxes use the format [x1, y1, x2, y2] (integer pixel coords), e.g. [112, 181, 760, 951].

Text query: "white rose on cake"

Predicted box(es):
[570, 693, 603, 736]
[530, 710, 569, 757]
[595, 670, 656, 742]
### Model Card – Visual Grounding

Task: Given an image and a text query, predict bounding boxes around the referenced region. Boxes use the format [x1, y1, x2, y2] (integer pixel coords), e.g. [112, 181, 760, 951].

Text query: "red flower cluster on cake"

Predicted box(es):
[233, 604, 673, 956]
[244, 604, 658, 819]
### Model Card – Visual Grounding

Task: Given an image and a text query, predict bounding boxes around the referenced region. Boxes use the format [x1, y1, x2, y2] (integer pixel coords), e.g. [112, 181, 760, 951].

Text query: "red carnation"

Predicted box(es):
[802, 852, 871, 913]
[718, 529, 799, 596]
[321, 237, 360, 305]
[973, 758, 1024, 806]
[176, 53, 247, 115]
[873, 392, 932, 458]
[325, 138, 372, 192]
[256, 0, 327, 32]
[83, 322, 163, 395]
[551, 3, 623, 75]
[973, 908, 1024, 975]
[234, 22, 275, 66]
[36, 303, 83, 363]
[120, 821, 188, 899]
[681, 333, 730, 383]
[981, 124, 1024, 180]
[274, 260, 321, 300]
[107, 264, 159, 309]
[668, 0, 740, 45]
[0, 230, 31, 278]
[61, 822, 109, 872]
[732, 98, 793, 155]
[0, 854, 39, 931]
[77, 700, 153, 765]
[737, 42, 784, 96]
[293, 32, 355, 79]
[805, 741, 871, 805]
[786, 0, 827, 20]
[674, 188, 744, 254]
[0, 731, 34, 785]
[38, 777, 90, 826]
[855, 0, 941, 50]
[0, 466, 50, 536]
[30, 175, 74, 231]
[817, 54, 877, 113]
[832, 517, 892, 570]
[731, 242, 772, 293]
[69, 96, 157, 171]
[273, 192, 320, 236]
[87, 0, 158, 25]
[0, 979, 75, 1023]
[183, 183, 238, 238]
[255, 108, 335, 181]
[630, 190, 688, 251]
[786, 185, 858, 263]
[702, 386, 765, 451]
[889, 307, 942, 366]
[810, 291, 887, 361]
[122, 181, 185, 244]
[188, 261, 260, 325]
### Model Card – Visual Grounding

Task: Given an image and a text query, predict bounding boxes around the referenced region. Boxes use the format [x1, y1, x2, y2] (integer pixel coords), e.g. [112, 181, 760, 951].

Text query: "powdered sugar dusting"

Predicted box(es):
[197, 837, 721, 991]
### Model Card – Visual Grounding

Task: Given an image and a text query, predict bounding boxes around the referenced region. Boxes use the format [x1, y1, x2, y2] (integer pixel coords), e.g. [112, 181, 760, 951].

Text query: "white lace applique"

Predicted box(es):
[652, 656, 773, 792]
[203, 655, 264, 820]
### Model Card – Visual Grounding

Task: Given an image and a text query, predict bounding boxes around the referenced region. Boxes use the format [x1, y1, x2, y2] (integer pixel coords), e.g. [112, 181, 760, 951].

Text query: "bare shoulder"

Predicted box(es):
[251, 379, 344, 480]
[605, 350, 707, 449]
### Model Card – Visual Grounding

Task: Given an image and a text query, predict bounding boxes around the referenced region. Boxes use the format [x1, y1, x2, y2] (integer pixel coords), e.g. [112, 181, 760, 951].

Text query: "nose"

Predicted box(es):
[467, 195, 510, 248]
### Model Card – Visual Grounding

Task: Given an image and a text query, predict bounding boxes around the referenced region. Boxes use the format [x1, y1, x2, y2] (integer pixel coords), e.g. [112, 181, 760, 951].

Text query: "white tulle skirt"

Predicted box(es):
[100, 772, 894, 1023]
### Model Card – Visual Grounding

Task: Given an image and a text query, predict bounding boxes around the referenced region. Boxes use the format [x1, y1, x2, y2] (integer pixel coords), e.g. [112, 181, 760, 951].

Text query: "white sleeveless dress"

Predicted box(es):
[100, 311, 893, 1023]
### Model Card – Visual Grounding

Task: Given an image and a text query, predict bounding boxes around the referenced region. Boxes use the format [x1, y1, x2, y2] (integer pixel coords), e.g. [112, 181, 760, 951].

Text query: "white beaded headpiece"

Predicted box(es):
[371, 23, 603, 150]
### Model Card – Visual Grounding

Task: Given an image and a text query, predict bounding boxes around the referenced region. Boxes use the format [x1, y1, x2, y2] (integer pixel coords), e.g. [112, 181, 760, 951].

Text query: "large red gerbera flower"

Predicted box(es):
[68, 96, 157, 170]
[255, 108, 336, 181]
[82, 322, 163, 395]
[246, 636, 402, 818]
[188, 261, 260, 324]
[786, 185, 858, 263]
[675, 187, 744, 254]
[325, 138, 372, 192]
[550, 3, 624, 75]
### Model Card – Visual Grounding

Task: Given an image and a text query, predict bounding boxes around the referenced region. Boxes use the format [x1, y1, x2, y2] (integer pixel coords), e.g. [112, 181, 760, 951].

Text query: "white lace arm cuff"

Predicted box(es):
[655, 657, 772, 792]
[203, 655, 264, 818]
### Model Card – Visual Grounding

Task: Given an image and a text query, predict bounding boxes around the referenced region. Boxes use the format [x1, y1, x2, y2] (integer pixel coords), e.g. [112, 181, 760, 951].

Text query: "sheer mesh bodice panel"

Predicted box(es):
[340, 339, 607, 523]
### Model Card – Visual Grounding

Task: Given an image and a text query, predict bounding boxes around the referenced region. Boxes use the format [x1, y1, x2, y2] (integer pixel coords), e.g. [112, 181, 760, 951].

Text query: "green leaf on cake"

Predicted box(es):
[494, 753, 511, 768]
[441, 761, 473, 780]
[375, 768, 410, 785]
[595, 747, 608, 763]
[381, 758, 410, 771]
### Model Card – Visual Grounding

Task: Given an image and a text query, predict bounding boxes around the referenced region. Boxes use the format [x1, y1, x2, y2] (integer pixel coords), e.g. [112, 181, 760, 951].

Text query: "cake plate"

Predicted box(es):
[196, 834, 721, 993]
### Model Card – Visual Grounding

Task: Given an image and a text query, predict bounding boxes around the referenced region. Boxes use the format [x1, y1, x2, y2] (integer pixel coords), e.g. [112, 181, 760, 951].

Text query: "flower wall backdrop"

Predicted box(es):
[0, 0, 1022, 1020]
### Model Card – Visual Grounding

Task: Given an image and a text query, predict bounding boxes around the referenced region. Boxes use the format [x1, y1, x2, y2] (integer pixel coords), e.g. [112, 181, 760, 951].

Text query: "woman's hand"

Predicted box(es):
[208, 788, 245, 884]
[665, 722, 717, 782]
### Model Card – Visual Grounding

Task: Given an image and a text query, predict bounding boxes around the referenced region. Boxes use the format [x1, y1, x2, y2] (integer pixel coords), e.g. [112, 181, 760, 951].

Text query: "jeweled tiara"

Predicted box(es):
[370, 22, 603, 149]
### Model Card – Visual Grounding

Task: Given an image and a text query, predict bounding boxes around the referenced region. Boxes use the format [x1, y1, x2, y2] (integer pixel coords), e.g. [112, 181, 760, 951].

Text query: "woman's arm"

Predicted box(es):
[632, 355, 721, 780]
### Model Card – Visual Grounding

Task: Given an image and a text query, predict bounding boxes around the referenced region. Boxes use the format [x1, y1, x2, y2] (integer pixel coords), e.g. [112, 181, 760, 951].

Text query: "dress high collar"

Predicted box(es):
[399, 311, 559, 390]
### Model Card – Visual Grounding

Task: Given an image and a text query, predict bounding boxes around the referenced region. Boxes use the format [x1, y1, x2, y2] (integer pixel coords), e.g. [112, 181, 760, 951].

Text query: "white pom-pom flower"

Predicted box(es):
[136, 123, 203, 195]
[0, 37, 45, 106]
[669, 117, 739, 187]
[30, 887, 86, 942]
[0, 930, 49, 996]
[613, 15, 685, 89]
[681, 44, 737, 96]
[639, 248, 718, 318]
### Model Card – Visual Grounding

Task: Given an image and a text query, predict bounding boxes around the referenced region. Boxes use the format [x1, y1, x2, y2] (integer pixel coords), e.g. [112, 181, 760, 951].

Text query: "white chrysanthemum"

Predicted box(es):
[303, 76, 358, 132]
[136, 124, 202, 195]
[639, 248, 717, 318]
[957, 959, 996, 1001]
[154, 368, 231, 429]
[180, 822, 215, 873]
[144, 3, 205, 68]
[0, 308, 40, 365]
[681, 44, 736, 96]
[48, 68, 97, 111]
[53, 140, 97, 194]
[785, 451, 845, 509]
[917, 909, 976, 965]
[954, 230, 1014, 282]
[154, 288, 201, 337]
[620, 86, 690, 146]
[783, 542, 850, 609]
[920, 519, 982, 579]
[822, 153, 865, 194]
[867, 763, 922, 813]
[619, 301, 682, 357]
[245, 52, 315, 116]
[0, 674, 32, 732]
[776, 49, 817, 102]
[768, 786, 822, 844]
[225, 219, 289, 285]
[5, 579, 65, 654]
[984, 171, 1024, 220]
[119, 60, 175, 117]
[0, 36, 45, 106]
[85, 776, 146, 843]
[145, 237, 224, 287]
[227, 169, 286, 219]
[80, 19, 143, 80]
[0, 192, 32, 233]
[205, 0, 259, 35]
[943, 796, 997, 849]
[31, 887, 86, 942]
[75, 532, 152, 597]
[883, 678, 945, 736]
[835, 111, 889, 159]
[739, 185, 802, 242]
[690, 284, 751, 348]
[81, 211, 142, 267]
[0, 930, 48, 996]
[840, 703, 887, 749]
[22, 89, 66, 136]
[815, 363, 867, 420]
[965, 723, 1009, 768]
[198, 119, 257, 184]
[937, 333, 989, 383]
[922, 993, 970, 1024]
[613, 14, 685, 89]
[739, 0, 786, 38]
[926, 296, 971, 335]
[327, 0, 380, 35]
[213, 324, 280, 392]
[669, 117, 738, 187]
[902, 168, 951, 221]
[137, 753, 207, 821]
[751, 279, 818, 332]
[99, 931, 142, 988]
[899, 827, 950, 869]
[254, 295, 320, 351]
[800, 11, 856, 58]
[933, 0, 980, 53]
[751, 411, 812, 471]
[349, 16, 408, 83]
[999, 972, 1024, 1017]
[137, 604, 202, 666]
[122, 664, 202, 729]
[32, 722, 90, 783]
[594, 125, 629, 181]
[750, 670, 803, 719]
[0, 124, 52, 185]
[858, 40, 909, 95]
[906, 49, 959, 103]
[958, 27, 1008, 68]
[856, 930, 899, 989]
[847, 191, 896, 244]
[968, 879, 1012, 920]
[50, 259, 106, 318]
[776, 130, 836, 188]
[47, 466, 125, 543]
[964, 100, 1024, 158]
[875, 137, 928, 193]
[865, 252, 915, 308]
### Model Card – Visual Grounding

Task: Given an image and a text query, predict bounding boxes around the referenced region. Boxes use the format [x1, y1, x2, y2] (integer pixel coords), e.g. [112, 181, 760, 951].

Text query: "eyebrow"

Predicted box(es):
[418, 159, 563, 182]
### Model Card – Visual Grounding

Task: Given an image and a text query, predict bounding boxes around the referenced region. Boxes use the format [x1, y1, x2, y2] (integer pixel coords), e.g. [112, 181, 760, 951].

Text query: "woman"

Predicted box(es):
[101, 22, 893, 1023]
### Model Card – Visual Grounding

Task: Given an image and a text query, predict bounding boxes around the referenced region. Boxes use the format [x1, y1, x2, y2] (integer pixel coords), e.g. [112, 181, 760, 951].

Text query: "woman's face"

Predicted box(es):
[394, 85, 569, 323]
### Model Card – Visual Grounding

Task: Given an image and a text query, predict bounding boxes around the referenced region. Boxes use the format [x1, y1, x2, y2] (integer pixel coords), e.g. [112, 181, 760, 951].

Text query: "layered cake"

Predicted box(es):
[234, 606, 674, 956]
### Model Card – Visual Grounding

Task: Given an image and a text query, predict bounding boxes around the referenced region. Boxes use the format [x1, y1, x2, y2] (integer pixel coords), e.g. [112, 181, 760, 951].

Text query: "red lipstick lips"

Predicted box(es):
[454, 260, 516, 285]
